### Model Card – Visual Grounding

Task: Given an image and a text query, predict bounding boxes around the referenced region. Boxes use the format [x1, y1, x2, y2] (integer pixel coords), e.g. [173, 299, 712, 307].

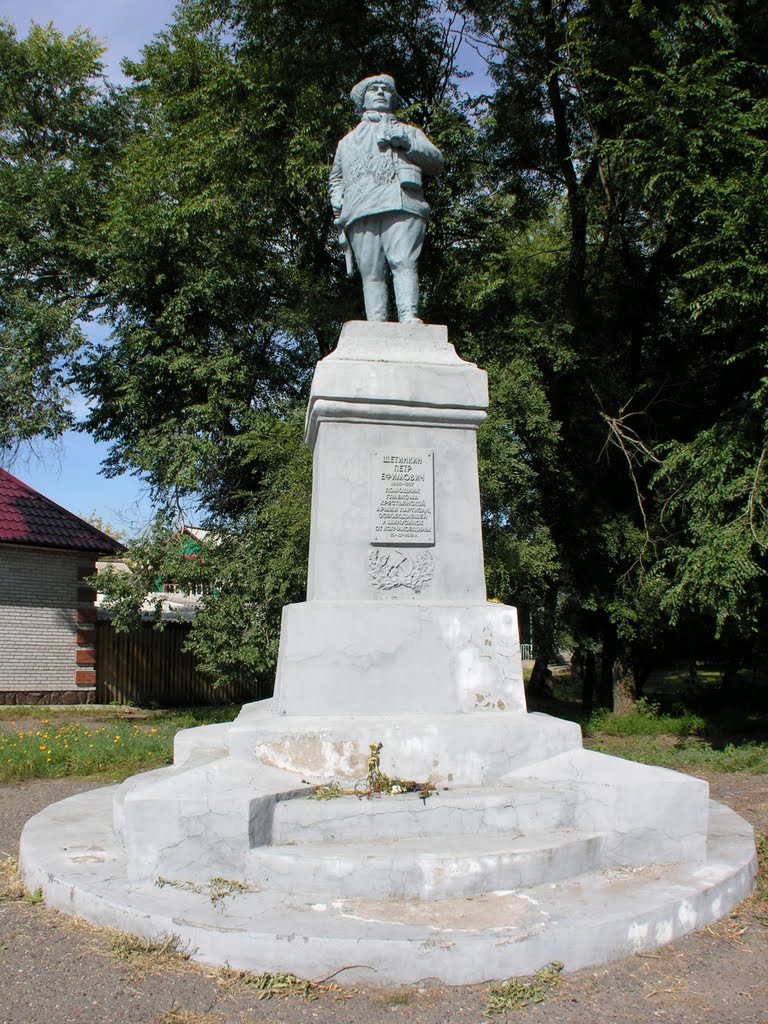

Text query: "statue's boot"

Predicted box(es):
[392, 268, 422, 323]
[362, 279, 389, 321]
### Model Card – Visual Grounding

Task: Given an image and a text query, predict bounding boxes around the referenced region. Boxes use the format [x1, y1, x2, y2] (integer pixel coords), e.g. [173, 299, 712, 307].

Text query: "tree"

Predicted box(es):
[86, 0, 470, 683]
[451, 0, 768, 706]
[77, 0, 768, 700]
[0, 21, 128, 456]
[611, 3, 768, 642]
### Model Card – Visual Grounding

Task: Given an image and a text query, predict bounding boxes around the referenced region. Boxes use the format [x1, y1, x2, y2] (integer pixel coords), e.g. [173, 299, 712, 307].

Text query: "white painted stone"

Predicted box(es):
[20, 789, 757, 985]
[304, 322, 487, 604]
[16, 320, 758, 984]
[109, 706, 706, 888]
[228, 702, 581, 784]
[505, 748, 710, 865]
[246, 829, 607, 899]
[173, 721, 230, 766]
[273, 602, 526, 716]
[326, 321, 467, 366]
[114, 757, 312, 882]
[270, 782, 580, 844]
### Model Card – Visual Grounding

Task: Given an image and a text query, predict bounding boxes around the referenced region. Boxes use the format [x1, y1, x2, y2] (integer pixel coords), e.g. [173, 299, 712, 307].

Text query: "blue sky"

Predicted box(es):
[0, 0, 179, 81]
[2, 1, 491, 536]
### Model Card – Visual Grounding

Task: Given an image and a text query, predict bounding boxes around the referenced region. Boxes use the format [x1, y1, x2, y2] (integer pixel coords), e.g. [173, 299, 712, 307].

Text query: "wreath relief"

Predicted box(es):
[368, 548, 433, 595]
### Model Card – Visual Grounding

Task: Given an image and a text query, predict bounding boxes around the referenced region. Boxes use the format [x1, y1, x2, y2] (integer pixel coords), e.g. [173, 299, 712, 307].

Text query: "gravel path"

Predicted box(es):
[1, 774, 766, 1024]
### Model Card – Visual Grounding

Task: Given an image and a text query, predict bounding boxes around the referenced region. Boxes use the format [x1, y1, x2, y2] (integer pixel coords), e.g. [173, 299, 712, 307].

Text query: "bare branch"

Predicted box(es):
[747, 447, 767, 547]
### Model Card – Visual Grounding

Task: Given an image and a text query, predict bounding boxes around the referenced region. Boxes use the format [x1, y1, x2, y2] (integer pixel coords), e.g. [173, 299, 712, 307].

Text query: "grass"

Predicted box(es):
[0, 705, 239, 784]
[1, 662, 766, 784]
[586, 734, 768, 773]
[150, 1012, 227, 1024]
[528, 662, 768, 776]
[377, 989, 415, 1007]
[156, 875, 254, 905]
[582, 695, 768, 774]
[586, 698, 706, 738]
[0, 852, 26, 901]
[214, 969, 341, 1002]
[752, 834, 768, 898]
[107, 930, 191, 968]
[0, 852, 44, 904]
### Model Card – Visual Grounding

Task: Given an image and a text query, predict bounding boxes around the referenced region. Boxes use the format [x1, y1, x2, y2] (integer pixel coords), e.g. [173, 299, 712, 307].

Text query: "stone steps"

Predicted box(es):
[20, 788, 757, 985]
[271, 783, 579, 844]
[246, 827, 607, 898]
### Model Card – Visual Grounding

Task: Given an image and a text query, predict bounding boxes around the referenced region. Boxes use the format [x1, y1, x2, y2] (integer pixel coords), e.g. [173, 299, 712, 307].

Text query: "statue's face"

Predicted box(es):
[363, 81, 395, 112]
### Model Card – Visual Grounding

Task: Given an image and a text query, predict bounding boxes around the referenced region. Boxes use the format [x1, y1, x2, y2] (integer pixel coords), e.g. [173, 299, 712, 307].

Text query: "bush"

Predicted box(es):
[585, 697, 705, 738]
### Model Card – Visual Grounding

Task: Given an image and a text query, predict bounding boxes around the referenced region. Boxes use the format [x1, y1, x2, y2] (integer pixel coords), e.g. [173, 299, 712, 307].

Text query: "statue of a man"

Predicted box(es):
[329, 74, 444, 324]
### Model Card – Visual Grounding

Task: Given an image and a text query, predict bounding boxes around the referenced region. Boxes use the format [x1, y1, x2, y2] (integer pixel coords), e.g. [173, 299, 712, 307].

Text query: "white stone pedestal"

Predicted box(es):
[19, 322, 757, 985]
[277, 320, 523, 720]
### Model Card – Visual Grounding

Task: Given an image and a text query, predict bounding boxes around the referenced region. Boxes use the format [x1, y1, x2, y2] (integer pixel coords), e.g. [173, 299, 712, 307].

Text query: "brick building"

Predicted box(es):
[0, 469, 125, 705]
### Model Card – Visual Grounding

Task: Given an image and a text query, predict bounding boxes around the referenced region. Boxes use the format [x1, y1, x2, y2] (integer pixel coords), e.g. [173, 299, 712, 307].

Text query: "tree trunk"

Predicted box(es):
[687, 624, 699, 683]
[597, 629, 614, 709]
[527, 586, 558, 696]
[612, 642, 637, 713]
[581, 649, 596, 716]
[528, 657, 553, 696]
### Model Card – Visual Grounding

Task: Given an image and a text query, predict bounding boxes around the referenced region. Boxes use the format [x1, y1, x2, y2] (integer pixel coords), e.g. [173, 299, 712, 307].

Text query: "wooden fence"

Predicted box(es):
[95, 621, 265, 707]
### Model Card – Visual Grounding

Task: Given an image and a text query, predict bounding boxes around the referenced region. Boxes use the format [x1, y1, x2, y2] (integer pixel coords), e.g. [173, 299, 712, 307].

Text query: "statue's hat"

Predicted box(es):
[350, 74, 402, 112]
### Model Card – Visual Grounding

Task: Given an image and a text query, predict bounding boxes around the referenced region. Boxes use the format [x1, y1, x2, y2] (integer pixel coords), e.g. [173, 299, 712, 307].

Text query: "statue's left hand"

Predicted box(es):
[389, 132, 411, 151]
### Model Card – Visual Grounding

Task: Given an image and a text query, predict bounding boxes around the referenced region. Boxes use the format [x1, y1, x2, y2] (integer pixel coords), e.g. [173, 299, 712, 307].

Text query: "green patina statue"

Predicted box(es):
[330, 74, 444, 323]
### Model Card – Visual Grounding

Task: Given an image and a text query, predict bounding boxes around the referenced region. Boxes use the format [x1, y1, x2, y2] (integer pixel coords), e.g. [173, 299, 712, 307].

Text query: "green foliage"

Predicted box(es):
[607, 3, 768, 641]
[585, 698, 705, 738]
[0, 20, 128, 453]
[650, 420, 766, 636]
[6, 0, 768, 696]
[78, 1, 476, 685]
[484, 962, 563, 1016]
[457, 0, 768, 689]
[78, 0, 466, 509]
[241, 970, 323, 1001]
[95, 410, 313, 686]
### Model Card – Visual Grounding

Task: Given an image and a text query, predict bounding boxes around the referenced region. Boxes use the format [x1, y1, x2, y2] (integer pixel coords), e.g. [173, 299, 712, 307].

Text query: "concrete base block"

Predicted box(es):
[506, 748, 710, 865]
[274, 601, 526, 715]
[114, 758, 313, 882]
[227, 700, 582, 784]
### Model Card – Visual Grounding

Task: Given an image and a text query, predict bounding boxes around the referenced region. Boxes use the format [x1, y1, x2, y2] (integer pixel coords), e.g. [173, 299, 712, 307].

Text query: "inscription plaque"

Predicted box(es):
[370, 449, 435, 545]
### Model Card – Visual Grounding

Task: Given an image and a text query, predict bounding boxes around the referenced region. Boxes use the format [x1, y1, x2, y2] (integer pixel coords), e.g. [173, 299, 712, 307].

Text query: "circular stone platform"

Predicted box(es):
[20, 783, 756, 985]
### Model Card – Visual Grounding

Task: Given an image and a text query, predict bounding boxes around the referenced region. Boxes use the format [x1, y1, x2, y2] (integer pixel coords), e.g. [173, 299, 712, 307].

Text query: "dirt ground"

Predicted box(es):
[1, 773, 767, 1024]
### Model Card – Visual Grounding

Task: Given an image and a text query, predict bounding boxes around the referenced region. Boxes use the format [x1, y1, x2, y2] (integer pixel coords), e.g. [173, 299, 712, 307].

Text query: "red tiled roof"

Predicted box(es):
[0, 469, 126, 554]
